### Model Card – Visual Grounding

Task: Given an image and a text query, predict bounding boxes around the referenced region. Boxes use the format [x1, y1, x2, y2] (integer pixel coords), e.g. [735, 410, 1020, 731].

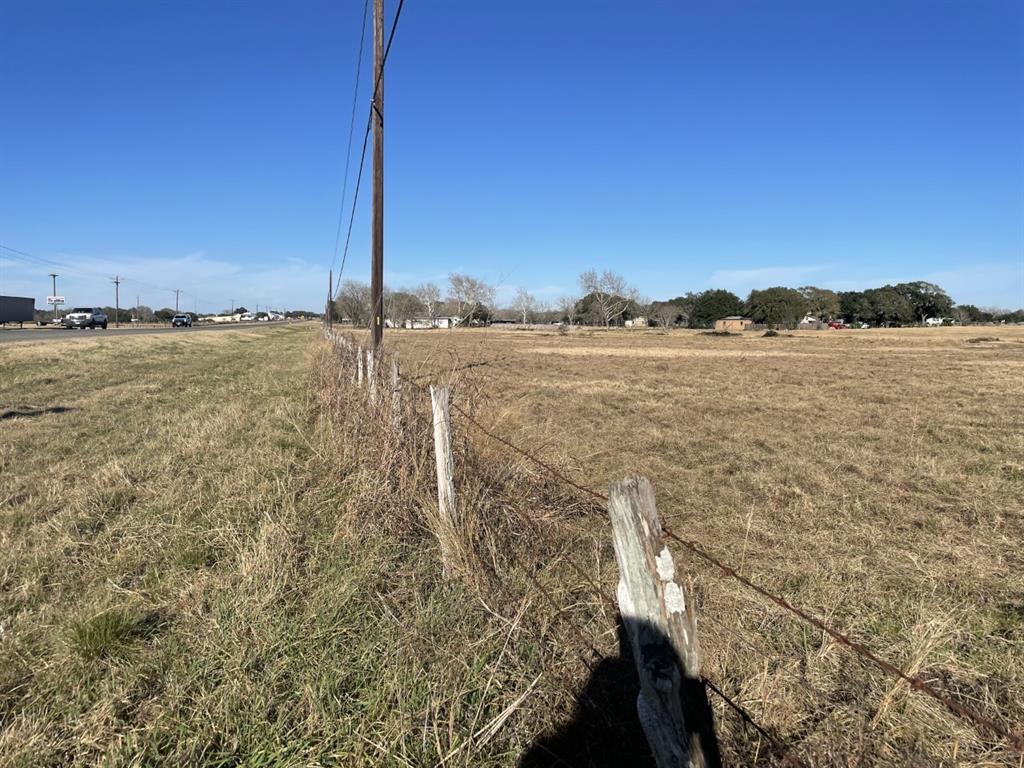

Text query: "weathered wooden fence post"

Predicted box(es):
[608, 476, 720, 768]
[367, 348, 377, 403]
[357, 346, 364, 387]
[429, 385, 459, 577]
[390, 358, 402, 429]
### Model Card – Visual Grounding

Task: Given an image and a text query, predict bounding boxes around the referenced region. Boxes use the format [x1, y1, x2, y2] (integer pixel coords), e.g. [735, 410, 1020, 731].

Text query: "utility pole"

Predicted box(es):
[112, 276, 121, 328]
[136, 294, 140, 323]
[370, 0, 384, 349]
[49, 273, 60, 320]
[174, 289, 181, 313]
[231, 299, 235, 315]
[327, 269, 333, 329]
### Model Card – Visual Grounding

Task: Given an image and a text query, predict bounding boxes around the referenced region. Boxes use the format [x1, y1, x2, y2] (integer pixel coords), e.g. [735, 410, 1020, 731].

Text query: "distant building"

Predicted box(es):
[404, 316, 461, 330]
[714, 316, 755, 332]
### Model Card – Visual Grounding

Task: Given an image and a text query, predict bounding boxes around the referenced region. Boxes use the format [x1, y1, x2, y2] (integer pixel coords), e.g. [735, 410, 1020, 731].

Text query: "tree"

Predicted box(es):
[798, 286, 840, 321]
[154, 308, 176, 322]
[746, 287, 807, 328]
[688, 290, 743, 328]
[556, 295, 579, 325]
[577, 269, 637, 327]
[511, 287, 536, 324]
[650, 300, 684, 328]
[448, 273, 496, 319]
[414, 282, 442, 320]
[892, 281, 953, 323]
[386, 290, 426, 326]
[839, 291, 871, 324]
[865, 286, 914, 326]
[335, 280, 372, 326]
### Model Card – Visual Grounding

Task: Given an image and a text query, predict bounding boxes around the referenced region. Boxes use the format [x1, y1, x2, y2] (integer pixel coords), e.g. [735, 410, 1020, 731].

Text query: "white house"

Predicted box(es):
[403, 316, 461, 330]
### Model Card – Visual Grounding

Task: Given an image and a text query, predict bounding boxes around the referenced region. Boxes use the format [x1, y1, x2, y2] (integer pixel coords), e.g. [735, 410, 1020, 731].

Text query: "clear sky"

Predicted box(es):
[2, 0, 1022, 313]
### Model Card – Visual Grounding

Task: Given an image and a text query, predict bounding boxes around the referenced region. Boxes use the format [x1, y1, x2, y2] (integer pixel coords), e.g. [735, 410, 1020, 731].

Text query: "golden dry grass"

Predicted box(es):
[373, 324, 1024, 766]
[3, 323, 1022, 766]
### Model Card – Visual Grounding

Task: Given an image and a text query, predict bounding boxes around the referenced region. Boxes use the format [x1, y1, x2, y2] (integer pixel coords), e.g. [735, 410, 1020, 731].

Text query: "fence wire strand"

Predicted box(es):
[322, 332, 1024, 757]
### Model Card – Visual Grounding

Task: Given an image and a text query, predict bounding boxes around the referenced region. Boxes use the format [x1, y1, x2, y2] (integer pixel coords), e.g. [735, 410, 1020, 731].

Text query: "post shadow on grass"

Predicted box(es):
[1, 405, 73, 420]
[519, 617, 721, 768]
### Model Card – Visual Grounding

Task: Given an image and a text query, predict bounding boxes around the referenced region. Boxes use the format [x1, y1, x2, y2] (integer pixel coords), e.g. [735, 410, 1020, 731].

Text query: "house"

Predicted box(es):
[403, 316, 461, 330]
[624, 316, 649, 328]
[714, 316, 755, 332]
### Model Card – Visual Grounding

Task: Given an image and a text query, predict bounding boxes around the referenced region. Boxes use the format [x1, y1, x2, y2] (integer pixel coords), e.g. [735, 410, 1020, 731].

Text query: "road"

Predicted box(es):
[0, 322, 287, 345]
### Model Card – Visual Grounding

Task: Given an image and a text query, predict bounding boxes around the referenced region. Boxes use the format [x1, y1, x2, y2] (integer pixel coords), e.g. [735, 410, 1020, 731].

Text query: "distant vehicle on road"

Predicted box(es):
[63, 307, 108, 330]
[171, 313, 193, 328]
[240, 312, 256, 322]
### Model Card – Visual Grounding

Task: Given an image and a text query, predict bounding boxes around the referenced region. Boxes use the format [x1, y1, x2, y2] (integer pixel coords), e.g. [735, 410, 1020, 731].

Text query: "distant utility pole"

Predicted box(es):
[327, 269, 333, 328]
[231, 298, 235, 314]
[112, 275, 121, 328]
[136, 294, 140, 322]
[49, 273, 60, 319]
[174, 289, 181, 313]
[370, 0, 384, 349]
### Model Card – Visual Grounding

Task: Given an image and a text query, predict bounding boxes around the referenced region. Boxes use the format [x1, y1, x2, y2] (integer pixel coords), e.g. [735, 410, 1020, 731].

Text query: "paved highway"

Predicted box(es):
[0, 322, 290, 345]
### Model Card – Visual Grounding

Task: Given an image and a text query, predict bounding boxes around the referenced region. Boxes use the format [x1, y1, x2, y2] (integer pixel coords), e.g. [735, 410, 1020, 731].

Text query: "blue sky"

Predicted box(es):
[1, 0, 1022, 312]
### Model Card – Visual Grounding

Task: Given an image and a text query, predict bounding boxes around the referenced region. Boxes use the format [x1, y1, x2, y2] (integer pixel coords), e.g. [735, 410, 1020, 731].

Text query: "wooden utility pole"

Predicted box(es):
[174, 289, 181, 313]
[370, 0, 384, 349]
[112, 275, 121, 328]
[327, 268, 333, 328]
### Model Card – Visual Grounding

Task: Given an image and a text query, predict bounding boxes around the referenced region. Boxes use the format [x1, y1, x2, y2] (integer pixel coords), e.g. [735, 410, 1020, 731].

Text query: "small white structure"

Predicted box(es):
[403, 316, 461, 330]
[924, 317, 943, 327]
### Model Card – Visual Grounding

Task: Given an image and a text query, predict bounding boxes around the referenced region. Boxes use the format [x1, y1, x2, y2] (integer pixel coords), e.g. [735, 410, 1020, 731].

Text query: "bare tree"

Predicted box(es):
[652, 302, 681, 328]
[448, 273, 496, 319]
[557, 295, 579, 325]
[578, 269, 637, 327]
[414, 282, 442, 320]
[335, 280, 372, 326]
[511, 287, 536, 324]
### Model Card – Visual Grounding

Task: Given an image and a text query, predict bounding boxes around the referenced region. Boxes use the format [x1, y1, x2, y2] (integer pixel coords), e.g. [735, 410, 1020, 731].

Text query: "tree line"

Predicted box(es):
[329, 271, 1022, 329]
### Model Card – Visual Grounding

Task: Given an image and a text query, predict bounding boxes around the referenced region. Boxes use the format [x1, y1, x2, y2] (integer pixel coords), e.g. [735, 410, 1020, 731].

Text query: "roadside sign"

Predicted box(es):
[47, 295, 66, 305]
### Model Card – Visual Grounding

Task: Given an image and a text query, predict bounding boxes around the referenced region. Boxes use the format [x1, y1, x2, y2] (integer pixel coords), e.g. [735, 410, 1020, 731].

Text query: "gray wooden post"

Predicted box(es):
[367, 348, 377, 403]
[429, 385, 458, 577]
[390, 358, 402, 429]
[608, 476, 720, 768]
[357, 346, 364, 387]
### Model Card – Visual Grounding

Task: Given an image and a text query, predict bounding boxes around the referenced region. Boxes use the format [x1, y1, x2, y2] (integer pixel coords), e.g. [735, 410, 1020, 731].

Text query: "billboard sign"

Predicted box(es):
[47, 295, 66, 305]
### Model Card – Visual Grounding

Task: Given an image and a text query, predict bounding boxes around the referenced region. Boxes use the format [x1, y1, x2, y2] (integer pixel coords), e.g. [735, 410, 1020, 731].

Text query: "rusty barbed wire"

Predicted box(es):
[322, 333, 1024, 756]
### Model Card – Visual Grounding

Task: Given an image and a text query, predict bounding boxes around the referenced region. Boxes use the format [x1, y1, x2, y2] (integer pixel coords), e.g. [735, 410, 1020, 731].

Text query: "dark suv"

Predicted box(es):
[63, 307, 108, 330]
[171, 314, 193, 328]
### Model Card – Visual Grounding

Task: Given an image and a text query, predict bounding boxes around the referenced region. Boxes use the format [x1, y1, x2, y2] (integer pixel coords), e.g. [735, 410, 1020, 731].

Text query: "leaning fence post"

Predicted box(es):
[429, 385, 459, 577]
[608, 476, 720, 768]
[390, 358, 402, 429]
[357, 346, 364, 387]
[367, 348, 377, 403]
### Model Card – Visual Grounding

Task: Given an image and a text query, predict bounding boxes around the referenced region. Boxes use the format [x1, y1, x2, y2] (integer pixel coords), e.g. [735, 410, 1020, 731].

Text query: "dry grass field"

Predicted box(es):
[378, 324, 1024, 766]
[2, 323, 1022, 766]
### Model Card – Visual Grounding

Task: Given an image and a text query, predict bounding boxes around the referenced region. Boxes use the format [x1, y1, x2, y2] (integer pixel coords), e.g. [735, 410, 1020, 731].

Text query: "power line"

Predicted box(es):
[333, 0, 406, 286]
[330, 0, 372, 277]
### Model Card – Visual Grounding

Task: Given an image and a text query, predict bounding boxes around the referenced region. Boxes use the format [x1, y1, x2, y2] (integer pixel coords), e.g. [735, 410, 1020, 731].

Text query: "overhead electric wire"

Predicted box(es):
[333, 0, 407, 287]
[330, 0, 372, 278]
[1, 243, 206, 309]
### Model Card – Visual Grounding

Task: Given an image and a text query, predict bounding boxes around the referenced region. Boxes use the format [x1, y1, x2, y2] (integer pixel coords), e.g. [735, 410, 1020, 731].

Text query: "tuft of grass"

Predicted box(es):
[67, 609, 140, 659]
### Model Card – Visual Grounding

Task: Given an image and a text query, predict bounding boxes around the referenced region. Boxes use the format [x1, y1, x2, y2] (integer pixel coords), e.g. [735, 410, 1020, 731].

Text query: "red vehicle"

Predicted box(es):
[828, 320, 848, 329]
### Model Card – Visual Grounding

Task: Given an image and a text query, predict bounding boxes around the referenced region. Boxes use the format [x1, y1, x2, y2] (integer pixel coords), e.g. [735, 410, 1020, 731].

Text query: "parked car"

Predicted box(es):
[171, 313, 193, 328]
[62, 307, 108, 329]
[827, 321, 848, 330]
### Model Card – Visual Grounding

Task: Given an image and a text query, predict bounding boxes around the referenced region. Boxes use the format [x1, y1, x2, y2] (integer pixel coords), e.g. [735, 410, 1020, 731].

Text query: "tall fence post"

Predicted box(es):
[357, 346, 364, 387]
[391, 358, 402, 429]
[608, 476, 720, 768]
[429, 385, 459, 577]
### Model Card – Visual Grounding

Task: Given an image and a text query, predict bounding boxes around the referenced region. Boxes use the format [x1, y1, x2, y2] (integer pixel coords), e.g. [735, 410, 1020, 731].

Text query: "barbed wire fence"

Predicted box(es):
[318, 327, 1024, 766]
